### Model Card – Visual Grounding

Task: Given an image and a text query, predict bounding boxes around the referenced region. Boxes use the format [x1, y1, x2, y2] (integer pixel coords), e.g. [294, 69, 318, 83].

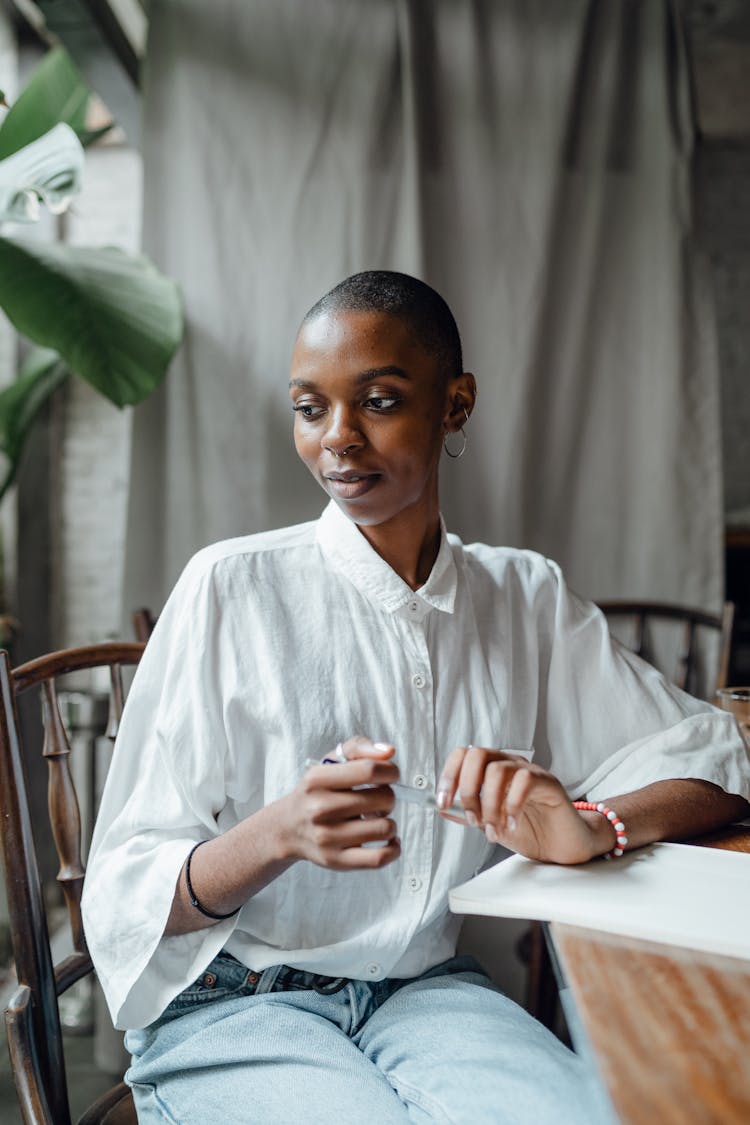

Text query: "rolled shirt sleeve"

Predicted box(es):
[82, 554, 241, 1030]
[534, 558, 750, 803]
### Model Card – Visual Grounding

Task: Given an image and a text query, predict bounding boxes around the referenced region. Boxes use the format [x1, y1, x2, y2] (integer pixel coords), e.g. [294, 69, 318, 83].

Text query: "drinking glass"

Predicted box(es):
[715, 687, 750, 747]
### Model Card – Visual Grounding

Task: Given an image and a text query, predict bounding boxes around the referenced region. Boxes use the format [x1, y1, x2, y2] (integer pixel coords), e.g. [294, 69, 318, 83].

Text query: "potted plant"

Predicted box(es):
[0, 46, 182, 641]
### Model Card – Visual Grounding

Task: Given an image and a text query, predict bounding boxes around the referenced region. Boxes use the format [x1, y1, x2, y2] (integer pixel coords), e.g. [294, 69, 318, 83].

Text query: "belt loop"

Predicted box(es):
[255, 964, 283, 995]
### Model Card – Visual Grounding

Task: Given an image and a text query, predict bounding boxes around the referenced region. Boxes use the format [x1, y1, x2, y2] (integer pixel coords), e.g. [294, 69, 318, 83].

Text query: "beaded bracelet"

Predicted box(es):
[572, 801, 628, 859]
[185, 840, 240, 920]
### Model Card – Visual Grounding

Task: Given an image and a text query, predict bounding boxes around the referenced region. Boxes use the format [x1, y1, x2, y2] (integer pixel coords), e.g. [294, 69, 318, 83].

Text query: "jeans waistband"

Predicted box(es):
[198, 951, 351, 996]
[267, 963, 351, 995]
[158, 950, 488, 1027]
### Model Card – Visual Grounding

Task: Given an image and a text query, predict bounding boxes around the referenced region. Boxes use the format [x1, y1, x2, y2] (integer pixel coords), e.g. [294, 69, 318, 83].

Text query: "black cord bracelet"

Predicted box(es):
[185, 840, 240, 921]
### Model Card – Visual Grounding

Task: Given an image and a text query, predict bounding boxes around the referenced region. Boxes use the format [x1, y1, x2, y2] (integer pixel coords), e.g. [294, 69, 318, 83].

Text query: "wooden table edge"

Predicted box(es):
[547, 824, 750, 1125]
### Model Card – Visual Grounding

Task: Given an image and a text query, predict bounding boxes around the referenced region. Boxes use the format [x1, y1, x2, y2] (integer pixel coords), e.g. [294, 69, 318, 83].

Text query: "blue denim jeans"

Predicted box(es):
[125, 951, 603, 1123]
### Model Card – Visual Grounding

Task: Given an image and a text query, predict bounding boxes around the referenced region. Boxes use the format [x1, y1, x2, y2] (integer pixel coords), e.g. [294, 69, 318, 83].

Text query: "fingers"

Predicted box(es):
[304, 757, 400, 795]
[437, 745, 520, 824]
[437, 745, 550, 836]
[295, 744, 401, 869]
[503, 766, 536, 824]
[335, 838, 401, 870]
[305, 736, 400, 794]
[300, 782, 396, 822]
[436, 745, 468, 812]
[302, 808, 401, 871]
[480, 760, 535, 838]
[315, 813, 399, 852]
[475, 757, 511, 832]
[339, 735, 395, 762]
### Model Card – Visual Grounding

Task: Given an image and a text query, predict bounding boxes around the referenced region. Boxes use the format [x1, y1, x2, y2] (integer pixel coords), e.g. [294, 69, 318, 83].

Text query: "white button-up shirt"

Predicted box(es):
[82, 501, 750, 1029]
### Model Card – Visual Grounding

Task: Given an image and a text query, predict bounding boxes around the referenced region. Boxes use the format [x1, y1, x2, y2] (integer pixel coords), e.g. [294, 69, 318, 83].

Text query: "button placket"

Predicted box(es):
[403, 610, 429, 693]
[393, 613, 435, 904]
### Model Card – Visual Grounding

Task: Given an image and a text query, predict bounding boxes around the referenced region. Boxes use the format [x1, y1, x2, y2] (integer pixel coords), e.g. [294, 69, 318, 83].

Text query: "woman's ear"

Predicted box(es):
[443, 372, 477, 432]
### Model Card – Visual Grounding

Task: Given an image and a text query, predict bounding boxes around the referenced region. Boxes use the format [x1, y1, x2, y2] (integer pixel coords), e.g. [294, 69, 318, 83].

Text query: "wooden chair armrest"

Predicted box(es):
[54, 951, 93, 995]
[5, 983, 56, 1125]
[77, 1082, 136, 1125]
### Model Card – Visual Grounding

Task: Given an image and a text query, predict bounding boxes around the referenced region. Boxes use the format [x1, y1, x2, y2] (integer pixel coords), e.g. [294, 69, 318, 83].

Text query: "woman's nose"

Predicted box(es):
[322, 407, 364, 457]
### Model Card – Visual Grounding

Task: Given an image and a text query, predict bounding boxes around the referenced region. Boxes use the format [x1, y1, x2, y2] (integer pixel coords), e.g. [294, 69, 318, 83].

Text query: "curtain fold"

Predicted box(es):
[124, 0, 722, 619]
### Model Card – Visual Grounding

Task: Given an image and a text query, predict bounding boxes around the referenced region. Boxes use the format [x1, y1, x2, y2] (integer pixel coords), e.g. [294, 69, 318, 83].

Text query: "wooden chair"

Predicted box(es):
[524, 599, 736, 1030]
[597, 600, 735, 700]
[131, 608, 156, 645]
[0, 643, 144, 1125]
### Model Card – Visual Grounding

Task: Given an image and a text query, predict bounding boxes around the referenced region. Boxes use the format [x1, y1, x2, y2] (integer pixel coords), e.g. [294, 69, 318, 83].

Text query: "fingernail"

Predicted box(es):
[466, 811, 478, 828]
[507, 815, 517, 831]
[436, 787, 451, 809]
[373, 741, 391, 751]
[485, 824, 498, 843]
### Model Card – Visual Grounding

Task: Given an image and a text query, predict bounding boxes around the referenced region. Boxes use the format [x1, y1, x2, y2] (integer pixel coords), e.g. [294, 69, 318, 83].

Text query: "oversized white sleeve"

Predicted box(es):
[82, 555, 242, 1030]
[534, 560, 750, 804]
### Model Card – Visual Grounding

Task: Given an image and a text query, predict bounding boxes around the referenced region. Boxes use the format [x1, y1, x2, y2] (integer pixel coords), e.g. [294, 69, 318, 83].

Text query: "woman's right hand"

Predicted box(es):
[166, 738, 400, 936]
[275, 736, 402, 870]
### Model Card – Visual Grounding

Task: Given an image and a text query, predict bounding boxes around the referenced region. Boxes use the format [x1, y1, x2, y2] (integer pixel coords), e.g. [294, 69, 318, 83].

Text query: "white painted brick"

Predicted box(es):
[54, 145, 143, 648]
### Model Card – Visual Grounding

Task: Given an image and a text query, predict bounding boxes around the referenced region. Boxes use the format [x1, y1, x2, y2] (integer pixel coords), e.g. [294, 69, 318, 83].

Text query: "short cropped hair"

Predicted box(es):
[301, 271, 463, 381]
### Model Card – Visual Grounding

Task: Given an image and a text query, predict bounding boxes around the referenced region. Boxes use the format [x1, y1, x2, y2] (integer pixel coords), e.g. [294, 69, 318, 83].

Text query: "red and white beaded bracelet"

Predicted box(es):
[572, 801, 628, 859]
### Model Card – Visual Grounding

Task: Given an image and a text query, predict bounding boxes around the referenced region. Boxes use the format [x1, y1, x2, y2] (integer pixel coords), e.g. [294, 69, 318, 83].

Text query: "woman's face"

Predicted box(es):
[290, 309, 468, 531]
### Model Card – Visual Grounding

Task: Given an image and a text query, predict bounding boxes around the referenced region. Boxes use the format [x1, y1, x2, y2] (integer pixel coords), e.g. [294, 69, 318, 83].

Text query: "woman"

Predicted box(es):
[83, 271, 750, 1123]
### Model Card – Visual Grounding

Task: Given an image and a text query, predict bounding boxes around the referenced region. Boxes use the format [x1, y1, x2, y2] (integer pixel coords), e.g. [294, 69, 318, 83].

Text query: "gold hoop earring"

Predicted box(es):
[443, 408, 469, 460]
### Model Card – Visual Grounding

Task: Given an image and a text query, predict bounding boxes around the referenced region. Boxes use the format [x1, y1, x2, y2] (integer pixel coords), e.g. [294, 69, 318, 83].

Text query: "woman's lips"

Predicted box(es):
[324, 471, 381, 500]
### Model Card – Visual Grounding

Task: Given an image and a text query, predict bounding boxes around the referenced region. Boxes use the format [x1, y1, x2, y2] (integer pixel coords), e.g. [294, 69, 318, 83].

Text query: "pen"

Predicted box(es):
[391, 781, 468, 821]
[302, 757, 469, 822]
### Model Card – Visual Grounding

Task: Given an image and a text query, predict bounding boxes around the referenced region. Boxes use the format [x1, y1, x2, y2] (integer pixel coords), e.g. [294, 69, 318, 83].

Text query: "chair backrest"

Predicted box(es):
[598, 601, 735, 700]
[0, 643, 144, 1125]
[131, 608, 156, 645]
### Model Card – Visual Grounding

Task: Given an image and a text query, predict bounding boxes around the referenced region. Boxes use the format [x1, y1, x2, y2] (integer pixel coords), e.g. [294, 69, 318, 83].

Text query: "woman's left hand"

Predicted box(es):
[436, 745, 607, 864]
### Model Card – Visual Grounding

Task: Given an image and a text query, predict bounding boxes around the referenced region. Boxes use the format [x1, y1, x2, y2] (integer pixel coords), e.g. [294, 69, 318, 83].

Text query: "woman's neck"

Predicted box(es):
[358, 510, 442, 591]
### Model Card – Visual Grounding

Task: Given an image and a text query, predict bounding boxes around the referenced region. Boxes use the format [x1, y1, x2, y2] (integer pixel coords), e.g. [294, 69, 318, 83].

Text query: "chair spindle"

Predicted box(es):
[107, 663, 125, 741]
[41, 679, 86, 954]
[675, 620, 695, 692]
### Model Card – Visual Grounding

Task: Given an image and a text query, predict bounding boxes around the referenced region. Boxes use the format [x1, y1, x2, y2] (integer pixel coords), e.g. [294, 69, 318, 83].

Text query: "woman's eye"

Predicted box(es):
[292, 402, 325, 420]
[365, 395, 399, 411]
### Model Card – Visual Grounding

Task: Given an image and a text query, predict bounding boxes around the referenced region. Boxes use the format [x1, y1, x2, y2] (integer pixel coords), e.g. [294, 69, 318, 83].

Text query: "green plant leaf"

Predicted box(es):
[0, 237, 183, 407]
[78, 123, 116, 149]
[0, 47, 89, 160]
[0, 347, 69, 503]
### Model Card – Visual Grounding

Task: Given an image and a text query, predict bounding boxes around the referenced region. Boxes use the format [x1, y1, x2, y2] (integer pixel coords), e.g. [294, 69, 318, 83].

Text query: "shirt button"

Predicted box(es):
[412, 673, 426, 689]
[366, 962, 381, 977]
[408, 599, 419, 613]
[408, 875, 422, 892]
[413, 774, 427, 789]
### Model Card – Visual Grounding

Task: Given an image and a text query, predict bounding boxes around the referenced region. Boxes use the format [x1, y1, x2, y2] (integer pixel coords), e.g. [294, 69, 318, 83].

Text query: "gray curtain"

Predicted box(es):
[124, 0, 723, 617]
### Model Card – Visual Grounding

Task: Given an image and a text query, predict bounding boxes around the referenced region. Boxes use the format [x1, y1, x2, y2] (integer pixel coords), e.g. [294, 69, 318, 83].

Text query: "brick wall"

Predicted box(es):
[54, 145, 142, 648]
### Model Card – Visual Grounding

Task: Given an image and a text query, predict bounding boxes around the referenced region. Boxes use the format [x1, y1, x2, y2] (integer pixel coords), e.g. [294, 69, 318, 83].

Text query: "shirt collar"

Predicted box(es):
[316, 500, 457, 616]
